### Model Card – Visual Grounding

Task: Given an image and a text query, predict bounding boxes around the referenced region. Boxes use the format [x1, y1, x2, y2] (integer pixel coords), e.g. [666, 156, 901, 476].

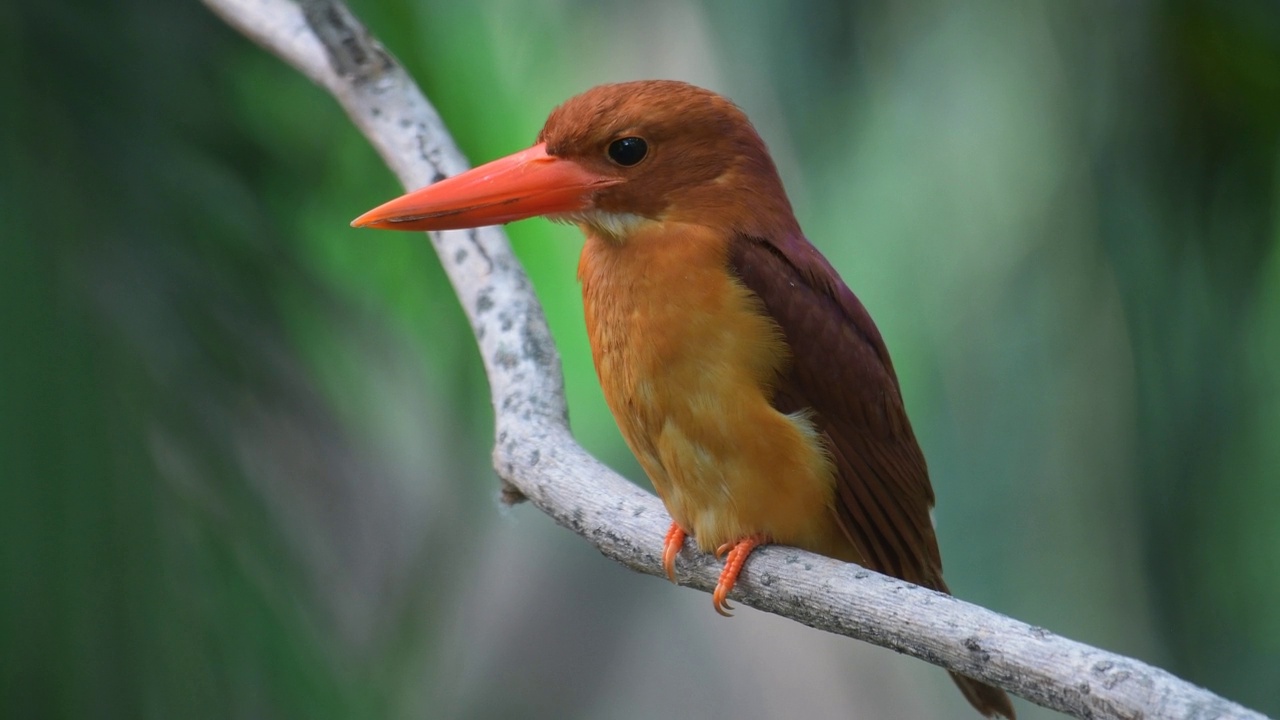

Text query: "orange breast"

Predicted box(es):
[577, 221, 851, 557]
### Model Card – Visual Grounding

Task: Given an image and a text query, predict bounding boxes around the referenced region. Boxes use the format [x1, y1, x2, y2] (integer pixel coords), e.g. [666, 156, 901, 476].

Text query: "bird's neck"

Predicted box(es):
[577, 223, 732, 350]
[576, 221, 788, 410]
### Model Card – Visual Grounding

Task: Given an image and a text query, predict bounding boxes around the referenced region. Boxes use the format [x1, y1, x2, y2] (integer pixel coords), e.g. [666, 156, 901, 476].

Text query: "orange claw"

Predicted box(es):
[662, 523, 687, 582]
[711, 534, 769, 616]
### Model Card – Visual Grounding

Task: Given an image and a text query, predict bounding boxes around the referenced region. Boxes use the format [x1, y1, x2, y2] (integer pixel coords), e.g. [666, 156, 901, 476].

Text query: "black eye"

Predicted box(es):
[607, 137, 648, 166]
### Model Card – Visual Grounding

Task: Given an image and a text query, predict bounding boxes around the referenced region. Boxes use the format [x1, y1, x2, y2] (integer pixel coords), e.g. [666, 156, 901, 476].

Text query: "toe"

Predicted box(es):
[662, 523, 687, 583]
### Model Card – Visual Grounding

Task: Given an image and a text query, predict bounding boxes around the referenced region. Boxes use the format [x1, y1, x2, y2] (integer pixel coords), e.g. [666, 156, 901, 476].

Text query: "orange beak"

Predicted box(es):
[351, 143, 621, 231]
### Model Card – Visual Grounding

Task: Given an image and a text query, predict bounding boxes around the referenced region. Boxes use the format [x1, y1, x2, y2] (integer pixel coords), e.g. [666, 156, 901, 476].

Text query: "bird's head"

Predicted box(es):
[352, 80, 798, 241]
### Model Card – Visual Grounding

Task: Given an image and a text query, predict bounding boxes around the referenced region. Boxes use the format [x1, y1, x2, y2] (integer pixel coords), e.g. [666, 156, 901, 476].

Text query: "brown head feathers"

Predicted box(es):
[538, 80, 800, 240]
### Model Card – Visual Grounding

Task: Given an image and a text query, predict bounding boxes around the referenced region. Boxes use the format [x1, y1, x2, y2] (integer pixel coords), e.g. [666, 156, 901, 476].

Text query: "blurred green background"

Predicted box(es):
[3, 0, 1278, 718]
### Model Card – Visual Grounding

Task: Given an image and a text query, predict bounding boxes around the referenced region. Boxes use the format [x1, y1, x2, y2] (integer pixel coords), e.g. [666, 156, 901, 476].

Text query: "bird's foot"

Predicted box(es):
[711, 534, 769, 616]
[662, 523, 687, 582]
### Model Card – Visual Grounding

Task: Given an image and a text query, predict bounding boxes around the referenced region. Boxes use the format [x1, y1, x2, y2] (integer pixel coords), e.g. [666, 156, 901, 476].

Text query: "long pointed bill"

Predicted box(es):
[351, 143, 620, 231]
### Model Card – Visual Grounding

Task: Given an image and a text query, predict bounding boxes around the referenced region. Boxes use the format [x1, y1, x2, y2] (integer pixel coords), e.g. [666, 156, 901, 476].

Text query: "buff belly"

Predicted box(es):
[578, 222, 852, 559]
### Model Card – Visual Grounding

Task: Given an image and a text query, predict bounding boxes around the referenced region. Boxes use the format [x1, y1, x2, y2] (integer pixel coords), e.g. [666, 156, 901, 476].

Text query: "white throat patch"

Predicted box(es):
[553, 209, 650, 241]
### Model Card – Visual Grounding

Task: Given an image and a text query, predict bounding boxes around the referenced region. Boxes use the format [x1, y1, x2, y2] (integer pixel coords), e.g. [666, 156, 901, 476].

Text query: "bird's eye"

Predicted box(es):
[607, 137, 648, 166]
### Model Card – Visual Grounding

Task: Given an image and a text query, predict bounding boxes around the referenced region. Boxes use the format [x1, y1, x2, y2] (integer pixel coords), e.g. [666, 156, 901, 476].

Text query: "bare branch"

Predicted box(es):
[201, 1, 1269, 718]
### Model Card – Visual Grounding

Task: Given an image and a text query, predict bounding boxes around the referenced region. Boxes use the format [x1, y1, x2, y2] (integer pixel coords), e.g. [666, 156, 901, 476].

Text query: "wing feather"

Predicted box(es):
[729, 234, 944, 587]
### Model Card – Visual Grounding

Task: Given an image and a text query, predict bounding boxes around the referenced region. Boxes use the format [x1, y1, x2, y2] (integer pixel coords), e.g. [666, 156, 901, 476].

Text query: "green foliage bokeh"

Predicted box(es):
[2, 1, 1277, 718]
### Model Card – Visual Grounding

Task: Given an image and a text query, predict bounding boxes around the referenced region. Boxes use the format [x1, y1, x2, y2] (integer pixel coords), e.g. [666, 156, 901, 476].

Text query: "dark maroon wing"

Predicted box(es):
[729, 233, 945, 588]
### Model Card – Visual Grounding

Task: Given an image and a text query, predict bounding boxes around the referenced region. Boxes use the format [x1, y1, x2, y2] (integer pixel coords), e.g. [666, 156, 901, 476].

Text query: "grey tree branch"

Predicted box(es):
[201, 1, 1268, 718]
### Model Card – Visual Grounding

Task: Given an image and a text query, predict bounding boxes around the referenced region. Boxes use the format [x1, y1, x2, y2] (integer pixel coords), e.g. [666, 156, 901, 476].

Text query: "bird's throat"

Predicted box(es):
[557, 209, 650, 242]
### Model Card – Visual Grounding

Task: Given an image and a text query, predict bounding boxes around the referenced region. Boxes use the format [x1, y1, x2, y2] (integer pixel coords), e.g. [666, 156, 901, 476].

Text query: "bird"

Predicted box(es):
[352, 80, 1015, 719]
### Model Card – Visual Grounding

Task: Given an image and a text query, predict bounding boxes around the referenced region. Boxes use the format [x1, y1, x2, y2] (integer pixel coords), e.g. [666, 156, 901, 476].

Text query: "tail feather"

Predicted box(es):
[923, 577, 1015, 717]
[949, 671, 1016, 719]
